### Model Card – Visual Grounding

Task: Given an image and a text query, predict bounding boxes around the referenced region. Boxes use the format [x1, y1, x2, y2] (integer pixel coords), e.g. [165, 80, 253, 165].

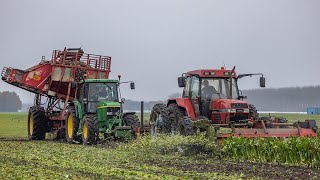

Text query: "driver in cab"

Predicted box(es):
[201, 79, 218, 100]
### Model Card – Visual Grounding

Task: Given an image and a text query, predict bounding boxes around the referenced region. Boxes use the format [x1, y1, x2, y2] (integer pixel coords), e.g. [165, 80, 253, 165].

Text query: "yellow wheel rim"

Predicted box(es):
[29, 113, 34, 135]
[67, 114, 74, 139]
[83, 121, 88, 140]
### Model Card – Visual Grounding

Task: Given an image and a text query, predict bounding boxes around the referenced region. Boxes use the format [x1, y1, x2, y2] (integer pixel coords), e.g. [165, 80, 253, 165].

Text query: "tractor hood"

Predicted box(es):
[97, 101, 121, 109]
[212, 99, 248, 109]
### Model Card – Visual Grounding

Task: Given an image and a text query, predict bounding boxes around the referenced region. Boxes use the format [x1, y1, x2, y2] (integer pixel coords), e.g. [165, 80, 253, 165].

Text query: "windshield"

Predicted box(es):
[88, 83, 119, 102]
[201, 78, 239, 100]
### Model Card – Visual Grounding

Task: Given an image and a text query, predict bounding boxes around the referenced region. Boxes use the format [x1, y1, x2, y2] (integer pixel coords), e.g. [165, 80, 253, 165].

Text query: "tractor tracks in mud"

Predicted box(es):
[145, 159, 320, 180]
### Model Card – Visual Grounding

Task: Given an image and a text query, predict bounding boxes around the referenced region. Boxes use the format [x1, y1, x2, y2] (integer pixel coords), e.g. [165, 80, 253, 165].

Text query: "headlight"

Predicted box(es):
[220, 109, 236, 113]
[244, 109, 250, 113]
[107, 112, 115, 115]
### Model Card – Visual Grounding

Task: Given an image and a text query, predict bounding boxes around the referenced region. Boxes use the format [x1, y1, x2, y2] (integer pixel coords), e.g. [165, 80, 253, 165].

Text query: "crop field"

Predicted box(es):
[1, 113, 320, 179]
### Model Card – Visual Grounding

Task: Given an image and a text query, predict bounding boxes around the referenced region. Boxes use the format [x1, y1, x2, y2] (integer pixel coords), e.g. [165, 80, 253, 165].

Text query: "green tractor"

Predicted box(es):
[65, 79, 139, 144]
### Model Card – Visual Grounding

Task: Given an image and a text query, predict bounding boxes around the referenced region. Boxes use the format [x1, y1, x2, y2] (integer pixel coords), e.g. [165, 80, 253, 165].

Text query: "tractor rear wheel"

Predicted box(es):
[124, 114, 140, 138]
[167, 103, 186, 132]
[65, 106, 81, 143]
[82, 114, 99, 145]
[28, 106, 47, 140]
[177, 116, 193, 136]
[150, 103, 171, 134]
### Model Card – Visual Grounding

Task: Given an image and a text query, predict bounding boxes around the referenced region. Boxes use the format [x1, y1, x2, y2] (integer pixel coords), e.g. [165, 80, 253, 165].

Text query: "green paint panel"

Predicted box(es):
[115, 128, 132, 139]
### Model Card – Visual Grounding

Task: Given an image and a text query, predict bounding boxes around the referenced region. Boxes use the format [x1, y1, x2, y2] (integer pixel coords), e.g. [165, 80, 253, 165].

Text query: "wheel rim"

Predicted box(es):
[29, 113, 34, 135]
[83, 121, 88, 140]
[67, 114, 73, 139]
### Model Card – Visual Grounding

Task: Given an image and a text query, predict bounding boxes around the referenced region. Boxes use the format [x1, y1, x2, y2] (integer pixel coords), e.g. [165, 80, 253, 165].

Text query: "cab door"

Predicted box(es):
[189, 76, 201, 117]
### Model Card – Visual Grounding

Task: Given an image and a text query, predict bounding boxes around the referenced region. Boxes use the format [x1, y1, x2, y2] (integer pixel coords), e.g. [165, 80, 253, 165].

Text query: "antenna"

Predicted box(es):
[223, 61, 226, 69]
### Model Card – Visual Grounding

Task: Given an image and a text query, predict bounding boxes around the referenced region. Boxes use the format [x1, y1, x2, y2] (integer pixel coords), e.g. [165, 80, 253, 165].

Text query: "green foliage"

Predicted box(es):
[2, 113, 320, 179]
[0, 140, 238, 179]
[221, 136, 320, 168]
[120, 134, 220, 158]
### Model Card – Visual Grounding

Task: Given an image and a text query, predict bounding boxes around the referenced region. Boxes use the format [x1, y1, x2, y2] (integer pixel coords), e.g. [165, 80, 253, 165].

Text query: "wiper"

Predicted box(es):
[103, 83, 116, 93]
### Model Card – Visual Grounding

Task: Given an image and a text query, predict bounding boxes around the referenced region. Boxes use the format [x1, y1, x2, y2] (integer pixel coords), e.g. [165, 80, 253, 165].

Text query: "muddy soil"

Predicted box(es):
[147, 159, 320, 180]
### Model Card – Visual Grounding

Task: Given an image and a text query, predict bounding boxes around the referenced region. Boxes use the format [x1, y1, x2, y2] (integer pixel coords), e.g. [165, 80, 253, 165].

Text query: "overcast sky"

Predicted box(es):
[0, 0, 319, 103]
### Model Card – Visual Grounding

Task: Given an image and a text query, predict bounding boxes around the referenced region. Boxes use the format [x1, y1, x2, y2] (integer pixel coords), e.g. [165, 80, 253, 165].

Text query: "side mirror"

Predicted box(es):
[178, 77, 186, 87]
[121, 98, 126, 103]
[130, 82, 135, 90]
[260, 77, 266, 88]
[71, 82, 78, 89]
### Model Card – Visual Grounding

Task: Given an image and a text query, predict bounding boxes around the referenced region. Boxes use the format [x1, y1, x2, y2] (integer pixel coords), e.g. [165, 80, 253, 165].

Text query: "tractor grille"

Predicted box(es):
[106, 107, 120, 116]
[230, 114, 249, 122]
[231, 103, 248, 108]
[213, 113, 221, 121]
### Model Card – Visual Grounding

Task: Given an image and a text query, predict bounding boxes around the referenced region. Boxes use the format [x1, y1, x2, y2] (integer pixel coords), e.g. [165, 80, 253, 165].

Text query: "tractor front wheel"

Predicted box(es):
[65, 106, 80, 143]
[82, 114, 99, 145]
[28, 106, 47, 140]
[167, 103, 186, 133]
[124, 114, 140, 138]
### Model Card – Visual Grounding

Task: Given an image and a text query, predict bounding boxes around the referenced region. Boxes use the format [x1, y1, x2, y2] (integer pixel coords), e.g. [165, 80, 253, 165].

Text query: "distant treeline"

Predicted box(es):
[244, 86, 320, 112]
[0, 91, 22, 112]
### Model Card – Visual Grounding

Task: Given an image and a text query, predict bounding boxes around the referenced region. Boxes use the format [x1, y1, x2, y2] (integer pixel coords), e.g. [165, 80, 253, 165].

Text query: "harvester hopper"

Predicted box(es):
[2, 48, 139, 144]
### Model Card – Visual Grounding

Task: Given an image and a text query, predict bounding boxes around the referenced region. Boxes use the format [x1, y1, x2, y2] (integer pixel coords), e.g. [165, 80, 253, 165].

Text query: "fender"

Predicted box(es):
[123, 112, 136, 116]
[73, 100, 83, 120]
[167, 98, 196, 120]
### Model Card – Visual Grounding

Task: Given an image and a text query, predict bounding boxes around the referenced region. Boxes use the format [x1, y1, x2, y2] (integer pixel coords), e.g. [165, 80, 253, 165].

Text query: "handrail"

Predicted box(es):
[52, 49, 111, 71]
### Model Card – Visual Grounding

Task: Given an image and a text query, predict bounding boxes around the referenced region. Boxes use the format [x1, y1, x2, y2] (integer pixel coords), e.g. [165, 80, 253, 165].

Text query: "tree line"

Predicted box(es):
[0, 91, 22, 112]
[243, 86, 320, 112]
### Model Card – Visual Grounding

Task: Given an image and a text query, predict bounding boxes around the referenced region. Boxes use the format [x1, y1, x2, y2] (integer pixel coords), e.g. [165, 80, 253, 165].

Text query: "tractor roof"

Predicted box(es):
[83, 79, 119, 83]
[186, 67, 237, 78]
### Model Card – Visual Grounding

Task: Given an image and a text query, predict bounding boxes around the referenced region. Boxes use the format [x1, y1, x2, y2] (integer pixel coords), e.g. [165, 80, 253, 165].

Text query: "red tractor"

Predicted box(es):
[150, 67, 317, 138]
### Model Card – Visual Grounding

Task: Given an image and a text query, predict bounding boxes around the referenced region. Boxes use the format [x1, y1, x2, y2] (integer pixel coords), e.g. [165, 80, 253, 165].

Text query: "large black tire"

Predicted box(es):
[82, 114, 99, 145]
[167, 103, 186, 133]
[177, 116, 193, 136]
[65, 105, 80, 143]
[124, 114, 140, 138]
[28, 106, 47, 140]
[150, 103, 171, 134]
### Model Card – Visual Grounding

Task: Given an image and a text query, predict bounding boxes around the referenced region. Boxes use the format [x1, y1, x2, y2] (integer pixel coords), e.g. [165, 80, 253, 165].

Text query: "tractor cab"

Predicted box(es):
[79, 79, 121, 114]
[176, 67, 265, 124]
